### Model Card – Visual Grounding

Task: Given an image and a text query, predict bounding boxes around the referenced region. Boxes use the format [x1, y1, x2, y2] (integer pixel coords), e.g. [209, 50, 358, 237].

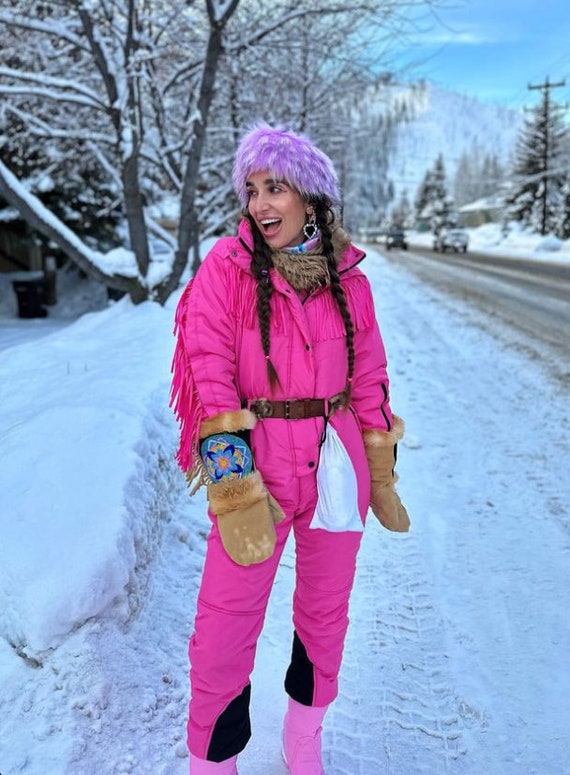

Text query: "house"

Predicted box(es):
[457, 194, 504, 228]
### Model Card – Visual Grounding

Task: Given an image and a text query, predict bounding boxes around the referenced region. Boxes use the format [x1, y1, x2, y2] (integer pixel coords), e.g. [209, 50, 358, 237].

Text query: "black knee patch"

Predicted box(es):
[207, 683, 252, 762]
[284, 630, 314, 706]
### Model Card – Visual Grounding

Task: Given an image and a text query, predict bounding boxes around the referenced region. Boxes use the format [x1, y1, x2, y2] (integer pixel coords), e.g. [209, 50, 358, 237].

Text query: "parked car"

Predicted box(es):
[385, 229, 408, 250]
[433, 229, 469, 253]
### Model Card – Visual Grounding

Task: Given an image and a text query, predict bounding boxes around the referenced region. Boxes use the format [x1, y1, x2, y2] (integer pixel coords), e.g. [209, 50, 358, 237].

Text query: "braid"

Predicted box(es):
[247, 214, 280, 390]
[314, 200, 355, 402]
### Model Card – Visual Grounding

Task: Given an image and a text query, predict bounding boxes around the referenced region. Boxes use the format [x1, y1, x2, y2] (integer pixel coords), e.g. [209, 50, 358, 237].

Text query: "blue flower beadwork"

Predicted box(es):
[200, 433, 253, 481]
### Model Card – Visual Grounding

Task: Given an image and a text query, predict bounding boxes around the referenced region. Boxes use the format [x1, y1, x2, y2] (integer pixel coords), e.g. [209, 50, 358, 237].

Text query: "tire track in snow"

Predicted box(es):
[364, 251, 570, 775]
[327, 527, 466, 775]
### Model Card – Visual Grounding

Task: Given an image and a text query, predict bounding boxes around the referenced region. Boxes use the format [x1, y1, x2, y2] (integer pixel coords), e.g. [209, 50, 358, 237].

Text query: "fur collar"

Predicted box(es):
[271, 226, 351, 292]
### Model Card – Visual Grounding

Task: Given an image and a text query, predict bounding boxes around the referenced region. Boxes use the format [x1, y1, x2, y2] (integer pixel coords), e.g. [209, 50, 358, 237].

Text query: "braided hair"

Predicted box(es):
[247, 200, 355, 400]
[248, 216, 281, 389]
[313, 198, 355, 403]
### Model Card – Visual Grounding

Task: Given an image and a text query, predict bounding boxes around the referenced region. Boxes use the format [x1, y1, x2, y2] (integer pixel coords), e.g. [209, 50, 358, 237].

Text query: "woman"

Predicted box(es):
[171, 123, 410, 774]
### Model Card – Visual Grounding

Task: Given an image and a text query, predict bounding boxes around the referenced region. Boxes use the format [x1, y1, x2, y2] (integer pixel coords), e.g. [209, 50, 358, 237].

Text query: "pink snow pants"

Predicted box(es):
[187, 470, 364, 762]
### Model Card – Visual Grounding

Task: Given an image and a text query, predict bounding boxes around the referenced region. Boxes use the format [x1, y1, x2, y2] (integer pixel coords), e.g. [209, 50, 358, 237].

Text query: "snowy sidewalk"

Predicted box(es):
[1, 248, 569, 774]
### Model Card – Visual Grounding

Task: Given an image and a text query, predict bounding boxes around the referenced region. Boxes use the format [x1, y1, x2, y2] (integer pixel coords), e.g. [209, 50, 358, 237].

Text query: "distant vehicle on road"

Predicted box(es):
[384, 229, 408, 250]
[358, 227, 384, 243]
[433, 229, 469, 253]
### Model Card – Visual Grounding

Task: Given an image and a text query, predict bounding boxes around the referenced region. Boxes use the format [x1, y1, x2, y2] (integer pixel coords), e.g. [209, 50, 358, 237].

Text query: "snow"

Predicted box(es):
[386, 83, 523, 203]
[98, 246, 140, 278]
[0, 237, 569, 774]
[0, 206, 20, 222]
[458, 194, 503, 213]
[0, 161, 149, 281]
[409, 221, 570, 264]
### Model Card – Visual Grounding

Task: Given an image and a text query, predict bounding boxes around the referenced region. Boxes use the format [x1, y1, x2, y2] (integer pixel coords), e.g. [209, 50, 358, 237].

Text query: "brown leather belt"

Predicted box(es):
[249, 398, 327, 420]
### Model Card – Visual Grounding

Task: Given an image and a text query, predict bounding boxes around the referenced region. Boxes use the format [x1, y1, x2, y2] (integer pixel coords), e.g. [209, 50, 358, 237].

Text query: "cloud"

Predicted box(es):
[416, 30, 492, 45]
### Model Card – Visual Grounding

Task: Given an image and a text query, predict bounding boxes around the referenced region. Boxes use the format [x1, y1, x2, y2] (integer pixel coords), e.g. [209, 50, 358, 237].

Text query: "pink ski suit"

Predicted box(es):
[171, 219, 394, 762]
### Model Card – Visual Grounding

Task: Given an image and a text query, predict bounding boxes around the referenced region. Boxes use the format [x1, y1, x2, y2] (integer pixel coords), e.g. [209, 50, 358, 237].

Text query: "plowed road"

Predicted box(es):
[376, 244, 570, 380]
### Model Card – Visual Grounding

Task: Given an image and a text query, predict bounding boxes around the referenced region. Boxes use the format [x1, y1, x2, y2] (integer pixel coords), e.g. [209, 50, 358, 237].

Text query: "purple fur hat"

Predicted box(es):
[232, 122, 341, 209]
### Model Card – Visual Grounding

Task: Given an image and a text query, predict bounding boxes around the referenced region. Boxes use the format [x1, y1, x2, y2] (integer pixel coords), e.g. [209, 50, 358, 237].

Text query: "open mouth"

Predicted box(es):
[260, 218, 282, 236]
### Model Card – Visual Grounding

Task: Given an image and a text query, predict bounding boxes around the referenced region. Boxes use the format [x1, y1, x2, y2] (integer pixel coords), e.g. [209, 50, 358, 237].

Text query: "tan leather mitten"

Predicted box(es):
[207, 471, 284, 565]
[363, 416, 410, 532]
[193, 409, 285, 565]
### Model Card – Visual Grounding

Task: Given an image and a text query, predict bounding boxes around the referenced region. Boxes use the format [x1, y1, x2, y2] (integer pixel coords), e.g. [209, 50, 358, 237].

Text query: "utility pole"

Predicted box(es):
[528, 77, 566, 235]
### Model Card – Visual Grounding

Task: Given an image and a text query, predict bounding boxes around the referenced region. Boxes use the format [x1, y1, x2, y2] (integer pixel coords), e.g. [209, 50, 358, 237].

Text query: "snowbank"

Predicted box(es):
[407, 222, 570, 263]
[0, 298, 179, 655]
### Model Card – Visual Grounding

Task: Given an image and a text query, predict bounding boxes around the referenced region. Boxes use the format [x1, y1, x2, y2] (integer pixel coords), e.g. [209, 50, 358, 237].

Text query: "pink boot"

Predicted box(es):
[282, 698, 328, 775]
[189, 753, 238, 774]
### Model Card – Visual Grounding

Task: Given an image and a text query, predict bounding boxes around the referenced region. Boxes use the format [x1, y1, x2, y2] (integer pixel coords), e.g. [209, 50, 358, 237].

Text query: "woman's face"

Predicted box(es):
[246, 170, 310, 250]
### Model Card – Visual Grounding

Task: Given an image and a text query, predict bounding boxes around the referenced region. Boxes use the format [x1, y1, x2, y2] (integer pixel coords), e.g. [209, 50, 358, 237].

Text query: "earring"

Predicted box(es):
[303, 213, 317, 240]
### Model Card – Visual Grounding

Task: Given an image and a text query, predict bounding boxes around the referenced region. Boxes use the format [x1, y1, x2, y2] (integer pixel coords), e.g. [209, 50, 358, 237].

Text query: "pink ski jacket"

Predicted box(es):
[171, 219, 393, 515]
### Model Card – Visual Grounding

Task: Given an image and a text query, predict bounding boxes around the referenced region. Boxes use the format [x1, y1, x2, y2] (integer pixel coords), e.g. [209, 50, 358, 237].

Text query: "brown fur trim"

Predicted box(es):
[271, 251, 329, 292]
[200, 409, 257, 438]
[207, 470, 266, 515]
[363, 415, 405, 447]
[270, 222, 353, 293]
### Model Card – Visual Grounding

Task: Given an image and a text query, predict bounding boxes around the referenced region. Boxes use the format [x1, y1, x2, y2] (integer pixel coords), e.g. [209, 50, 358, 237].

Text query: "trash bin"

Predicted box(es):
[11, 272, 48, 319]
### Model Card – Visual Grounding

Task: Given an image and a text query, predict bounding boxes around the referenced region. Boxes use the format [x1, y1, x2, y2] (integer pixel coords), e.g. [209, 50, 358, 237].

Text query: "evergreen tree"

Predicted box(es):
[454, 151, 475, 206]
[506, 98, 568, 235]
[454, 146, 506, 206]
[415, 154, 455, 232]
[391, 189, 412, 227]
[414, 169, 435, 220]
[481, 153, 505, 197]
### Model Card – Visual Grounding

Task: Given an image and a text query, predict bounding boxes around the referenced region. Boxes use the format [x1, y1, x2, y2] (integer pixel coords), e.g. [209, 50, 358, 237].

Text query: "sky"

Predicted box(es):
[391, 0, 570, 109]
[0, 229, 569, 773]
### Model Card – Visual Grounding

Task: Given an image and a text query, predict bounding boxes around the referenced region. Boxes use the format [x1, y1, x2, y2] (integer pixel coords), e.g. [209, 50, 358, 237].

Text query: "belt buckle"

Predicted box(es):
[284, 400, 292, 420]
[254, 399, 273, 419]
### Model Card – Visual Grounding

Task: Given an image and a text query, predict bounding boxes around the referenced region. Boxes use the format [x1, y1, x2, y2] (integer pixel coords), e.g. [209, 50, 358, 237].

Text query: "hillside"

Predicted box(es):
[386, 81, 523, 202]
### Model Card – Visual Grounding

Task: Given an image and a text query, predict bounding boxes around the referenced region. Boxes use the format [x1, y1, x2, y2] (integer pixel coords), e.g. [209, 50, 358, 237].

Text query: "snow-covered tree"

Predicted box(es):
[505, 97, 568, 235]
[391, 188, 412, 227]
[201, 14, 418, 235]
[414, 153, 455, 231]
[414, 169, 435, 221]
[0, 110, 122, 250]
[0, 0, 242, 302]
[0, 0, 444, 303]
[340, 108, 399, 231]
[454, 146, 506, 206]
[481, 154, 506, 196]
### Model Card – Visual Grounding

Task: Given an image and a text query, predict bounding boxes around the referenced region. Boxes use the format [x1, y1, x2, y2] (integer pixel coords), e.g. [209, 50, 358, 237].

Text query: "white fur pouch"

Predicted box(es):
[310, 424, 363, 533]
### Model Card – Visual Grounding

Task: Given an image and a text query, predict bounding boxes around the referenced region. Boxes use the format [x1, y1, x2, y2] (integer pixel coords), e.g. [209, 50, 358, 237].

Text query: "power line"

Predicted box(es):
[527, 76, 566, 96]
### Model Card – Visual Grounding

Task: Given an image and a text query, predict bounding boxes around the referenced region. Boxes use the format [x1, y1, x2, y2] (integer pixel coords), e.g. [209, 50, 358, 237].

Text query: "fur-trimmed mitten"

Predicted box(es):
[196, 409, 285, 566]
[363, 416, 410, 532]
